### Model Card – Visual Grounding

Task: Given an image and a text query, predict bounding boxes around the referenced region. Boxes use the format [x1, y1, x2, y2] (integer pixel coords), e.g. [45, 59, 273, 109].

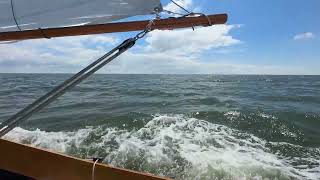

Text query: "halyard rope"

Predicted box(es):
[0, 0, 23, 44]
[169, 0, 191, 14]
[165, 1, 213, 28]
[10, 0, 21, 31]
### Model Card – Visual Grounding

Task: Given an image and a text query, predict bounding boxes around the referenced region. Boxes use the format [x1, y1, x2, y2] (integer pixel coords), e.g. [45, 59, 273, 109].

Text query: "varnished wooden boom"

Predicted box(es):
[0, 139, 169, 180]
[0, 14, 227, 41]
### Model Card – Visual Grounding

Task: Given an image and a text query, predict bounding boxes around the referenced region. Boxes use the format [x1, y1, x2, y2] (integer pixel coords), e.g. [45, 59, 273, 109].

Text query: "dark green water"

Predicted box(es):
[1, 74, 320, 179]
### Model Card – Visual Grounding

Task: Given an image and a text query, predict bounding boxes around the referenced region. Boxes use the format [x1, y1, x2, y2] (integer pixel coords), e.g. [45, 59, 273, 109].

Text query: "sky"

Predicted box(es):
[0, 0, 319, 74]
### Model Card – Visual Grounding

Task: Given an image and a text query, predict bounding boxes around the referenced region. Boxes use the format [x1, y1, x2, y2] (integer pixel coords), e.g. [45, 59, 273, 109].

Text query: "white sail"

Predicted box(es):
[0, 0, 162, 32]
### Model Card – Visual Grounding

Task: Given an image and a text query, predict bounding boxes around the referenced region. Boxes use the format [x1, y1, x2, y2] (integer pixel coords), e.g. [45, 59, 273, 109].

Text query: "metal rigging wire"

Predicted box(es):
[0, 19, 155, 137]
[0, 6, 213, 137]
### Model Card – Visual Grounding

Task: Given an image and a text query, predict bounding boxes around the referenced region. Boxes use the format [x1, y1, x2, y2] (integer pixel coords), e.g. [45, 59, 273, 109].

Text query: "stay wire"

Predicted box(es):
[0, 18, 156, 137]
[0, 39, 134, 137]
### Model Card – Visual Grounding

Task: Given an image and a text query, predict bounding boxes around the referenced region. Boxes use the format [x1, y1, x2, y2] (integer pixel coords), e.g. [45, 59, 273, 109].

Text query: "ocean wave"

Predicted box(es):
[4, 115, 320, 179]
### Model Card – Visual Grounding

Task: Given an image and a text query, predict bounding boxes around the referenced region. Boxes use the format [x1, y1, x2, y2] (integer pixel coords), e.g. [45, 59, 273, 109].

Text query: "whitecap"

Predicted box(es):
[4, 115, 320, 179]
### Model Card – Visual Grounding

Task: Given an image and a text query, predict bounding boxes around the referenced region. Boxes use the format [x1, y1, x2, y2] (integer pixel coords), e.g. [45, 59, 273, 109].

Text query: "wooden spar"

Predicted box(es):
[0, 139, 170, 180]
[0, 14, 227, 41]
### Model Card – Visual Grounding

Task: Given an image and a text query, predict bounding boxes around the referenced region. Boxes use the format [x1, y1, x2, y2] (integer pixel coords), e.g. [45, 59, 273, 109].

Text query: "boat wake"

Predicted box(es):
[4, 114, 320, 179]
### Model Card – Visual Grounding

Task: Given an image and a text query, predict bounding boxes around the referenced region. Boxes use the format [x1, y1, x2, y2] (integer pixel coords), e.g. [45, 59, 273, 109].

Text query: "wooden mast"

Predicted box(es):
[0, 14, 227, 42]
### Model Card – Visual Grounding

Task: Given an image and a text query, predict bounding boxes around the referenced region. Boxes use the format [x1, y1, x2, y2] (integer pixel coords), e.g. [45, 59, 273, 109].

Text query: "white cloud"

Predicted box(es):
[293, 32, 315, 40]
[144, 25, 241, 55]
[99, 24, 242, 74]
[102, 52, 319, 75]
[0, 23, 242, 74]
[0, 0, 247, 74]
[1, 24, 318, 75]
[97, 24, 318, 75]
[0, 35, 119, 73]
[1, 0, 317, 76]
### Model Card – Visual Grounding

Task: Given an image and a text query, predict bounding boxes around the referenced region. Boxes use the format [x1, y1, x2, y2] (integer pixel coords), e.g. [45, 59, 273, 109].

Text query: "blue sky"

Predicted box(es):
[210, 0, 320, 67]
[0, 0, 319, 74]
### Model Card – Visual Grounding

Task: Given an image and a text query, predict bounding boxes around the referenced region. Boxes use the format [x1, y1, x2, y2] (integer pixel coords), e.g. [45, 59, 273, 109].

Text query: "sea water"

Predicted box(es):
[1, 74, 319, 179]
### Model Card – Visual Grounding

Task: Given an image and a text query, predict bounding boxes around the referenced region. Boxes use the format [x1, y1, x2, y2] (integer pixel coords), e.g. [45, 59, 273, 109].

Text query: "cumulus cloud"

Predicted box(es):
[0, 0, 247, 74]
[0, 35, 119, 73]
[1, 23, 317, 75]
[293, 32, 315, 40]
[103, 24, 242, 74]
[0, 23, 242, 74]
[98, 25, 317, 75]
[1, 0, 315, 75]
[102, 52, 318, 75]
[144, 25, 241, 55]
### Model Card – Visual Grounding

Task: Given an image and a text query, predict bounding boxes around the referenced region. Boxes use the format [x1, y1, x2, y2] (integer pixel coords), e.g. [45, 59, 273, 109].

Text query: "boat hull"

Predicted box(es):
[0, 139, 169, 180]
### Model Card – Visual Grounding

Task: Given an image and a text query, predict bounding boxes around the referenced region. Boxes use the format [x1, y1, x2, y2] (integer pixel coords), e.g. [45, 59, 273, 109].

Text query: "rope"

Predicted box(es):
[165, 1, 212, 28]
[169, 0, 191, 14]
[91, 159, 99, 180]
[10, 0, 21, 31]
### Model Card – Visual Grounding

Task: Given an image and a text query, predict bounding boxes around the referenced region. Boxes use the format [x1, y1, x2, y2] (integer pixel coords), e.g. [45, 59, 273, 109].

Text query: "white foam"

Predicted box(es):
[258, 112, 276, 119]
[224, 111, 240, 117]
[224, 111, 241, 122]
[4, 127, 92, 152]
[4, 115, 320, 179]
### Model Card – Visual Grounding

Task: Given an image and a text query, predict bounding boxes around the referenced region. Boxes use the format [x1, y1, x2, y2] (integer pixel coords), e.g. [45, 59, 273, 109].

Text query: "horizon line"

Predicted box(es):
[0, 73, 319, 76]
